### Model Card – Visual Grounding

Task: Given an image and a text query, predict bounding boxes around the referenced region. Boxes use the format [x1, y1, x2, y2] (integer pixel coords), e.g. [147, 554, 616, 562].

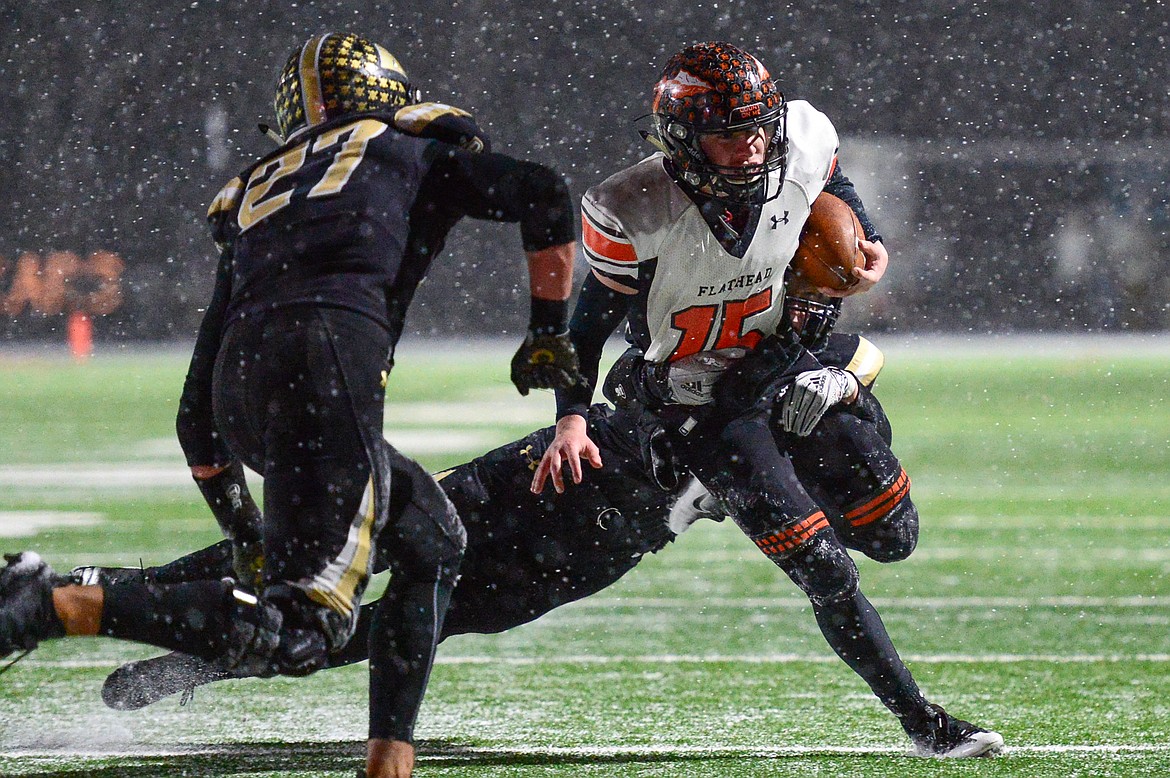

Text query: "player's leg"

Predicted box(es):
[363, 438, 464, 742]
[209, 309, 386, 676]
[783, 395, 919, 563]
[72, 540, 234, 587]
[680, 410, 1001, 757]
[0, 552, 285, 674]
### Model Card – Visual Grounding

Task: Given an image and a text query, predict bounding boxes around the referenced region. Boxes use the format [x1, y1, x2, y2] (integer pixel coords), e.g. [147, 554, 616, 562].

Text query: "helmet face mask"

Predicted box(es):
[274, 32, 419, 141]
[784, 291, 841, 351]
[650, 42, 788, 203]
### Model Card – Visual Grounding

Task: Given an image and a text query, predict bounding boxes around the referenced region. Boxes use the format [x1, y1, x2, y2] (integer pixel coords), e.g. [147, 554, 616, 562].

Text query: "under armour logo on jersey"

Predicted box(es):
[770, 211, 790, 229]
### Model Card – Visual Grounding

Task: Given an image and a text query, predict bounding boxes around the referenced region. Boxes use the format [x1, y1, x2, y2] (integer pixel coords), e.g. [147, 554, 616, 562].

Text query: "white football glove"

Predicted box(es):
[665, 349, 744, 406]
[777, 367, 859, 436]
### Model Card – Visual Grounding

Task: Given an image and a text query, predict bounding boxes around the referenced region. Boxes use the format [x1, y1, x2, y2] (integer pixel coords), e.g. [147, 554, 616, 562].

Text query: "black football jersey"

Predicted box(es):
[204, 106, 573, 340]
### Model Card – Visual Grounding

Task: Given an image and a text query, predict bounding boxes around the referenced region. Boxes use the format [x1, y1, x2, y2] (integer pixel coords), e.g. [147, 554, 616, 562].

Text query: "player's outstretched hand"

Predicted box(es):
[511, 330, 585, 396]
[531, 414, 603, 494]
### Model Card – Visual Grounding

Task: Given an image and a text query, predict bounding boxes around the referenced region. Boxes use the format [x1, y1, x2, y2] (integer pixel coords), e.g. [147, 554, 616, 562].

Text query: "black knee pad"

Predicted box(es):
[850, 384, 892, 445]
[773, 532, 860, 607]
[376, 441, 466, 576]
[854, 498, 919, 563]
[839, 469, 918, 563]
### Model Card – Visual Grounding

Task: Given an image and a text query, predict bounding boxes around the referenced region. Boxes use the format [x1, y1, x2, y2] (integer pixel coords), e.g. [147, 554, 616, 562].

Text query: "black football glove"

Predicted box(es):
[603, 347, 672, 409]
[510, 330, 585, 396]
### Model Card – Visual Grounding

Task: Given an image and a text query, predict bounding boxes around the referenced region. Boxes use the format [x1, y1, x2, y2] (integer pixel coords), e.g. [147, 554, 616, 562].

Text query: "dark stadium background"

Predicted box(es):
[1, 0, 1166, 343]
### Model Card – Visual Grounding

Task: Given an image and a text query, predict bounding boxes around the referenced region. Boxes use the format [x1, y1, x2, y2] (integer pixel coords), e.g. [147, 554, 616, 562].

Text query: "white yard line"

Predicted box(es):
[0, 511, 104, 537]
[558, 595, 1169, 608]
[4, 742, 1170, 759]
[24, 652, 1170, 670]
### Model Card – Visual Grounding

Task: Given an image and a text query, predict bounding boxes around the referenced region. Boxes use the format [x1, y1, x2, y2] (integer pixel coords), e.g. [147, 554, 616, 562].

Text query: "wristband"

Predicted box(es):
[529, 296, 569, 336]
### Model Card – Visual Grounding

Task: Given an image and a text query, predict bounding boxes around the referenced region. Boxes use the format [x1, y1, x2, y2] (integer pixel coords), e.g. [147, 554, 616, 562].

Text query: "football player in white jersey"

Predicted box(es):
[532, 42, 1003, 758]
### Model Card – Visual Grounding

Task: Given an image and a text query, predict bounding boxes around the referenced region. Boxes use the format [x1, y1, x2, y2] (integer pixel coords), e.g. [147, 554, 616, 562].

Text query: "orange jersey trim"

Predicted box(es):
[582, 213, 638, 264]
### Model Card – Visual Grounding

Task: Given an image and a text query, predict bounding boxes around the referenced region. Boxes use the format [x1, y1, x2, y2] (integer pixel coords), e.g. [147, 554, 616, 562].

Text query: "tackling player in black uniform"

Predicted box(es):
[0, 31, 584, 778]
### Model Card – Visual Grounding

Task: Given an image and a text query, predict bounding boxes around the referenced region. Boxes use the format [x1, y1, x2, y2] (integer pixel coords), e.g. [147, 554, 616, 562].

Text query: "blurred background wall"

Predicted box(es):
[1, 0, 1167, 343]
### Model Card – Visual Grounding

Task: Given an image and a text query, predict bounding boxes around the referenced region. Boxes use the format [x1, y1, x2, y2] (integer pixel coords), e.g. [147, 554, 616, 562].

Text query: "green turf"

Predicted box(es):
[1, 340, 1168, 777]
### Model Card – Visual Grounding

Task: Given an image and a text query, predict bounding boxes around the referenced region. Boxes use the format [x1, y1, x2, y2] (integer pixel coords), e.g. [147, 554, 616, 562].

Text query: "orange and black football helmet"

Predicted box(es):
[649, 42, 787, 201]
[274, 32, 420, 140]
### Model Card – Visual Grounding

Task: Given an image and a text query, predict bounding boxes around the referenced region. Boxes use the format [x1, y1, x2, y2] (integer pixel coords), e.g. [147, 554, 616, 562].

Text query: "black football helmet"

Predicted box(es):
[648, 42, 788, 202]
[784, 268, 842, 351]
[274, 32, 420, 140]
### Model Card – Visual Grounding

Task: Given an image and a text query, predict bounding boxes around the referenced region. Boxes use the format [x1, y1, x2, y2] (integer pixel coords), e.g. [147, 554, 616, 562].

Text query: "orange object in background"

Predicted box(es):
[68, 311, 93, 360]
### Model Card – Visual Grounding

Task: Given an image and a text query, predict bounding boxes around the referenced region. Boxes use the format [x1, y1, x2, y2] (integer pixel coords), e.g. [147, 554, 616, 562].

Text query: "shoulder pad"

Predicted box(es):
[207, 176, 244, 249]
[394, 102, 490, 152]
[815, 333, 884, 386]
[584, 154, 689, 251]
[784, 100, 840, 195]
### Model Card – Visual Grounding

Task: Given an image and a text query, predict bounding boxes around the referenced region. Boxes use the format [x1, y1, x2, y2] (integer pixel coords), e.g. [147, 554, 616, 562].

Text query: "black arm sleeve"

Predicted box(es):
[554, 273, 629, 419]
[823, 163, 882, 244]
[421, 146, 575, 250]
[176, 248, 234, 467]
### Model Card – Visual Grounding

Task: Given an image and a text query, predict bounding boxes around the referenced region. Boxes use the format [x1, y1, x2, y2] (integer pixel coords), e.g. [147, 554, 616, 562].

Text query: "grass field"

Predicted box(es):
[1, 336, 1169, 777]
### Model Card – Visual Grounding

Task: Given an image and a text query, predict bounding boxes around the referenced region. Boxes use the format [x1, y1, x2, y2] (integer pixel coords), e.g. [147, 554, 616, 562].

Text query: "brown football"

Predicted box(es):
[789, 192, 866, 292]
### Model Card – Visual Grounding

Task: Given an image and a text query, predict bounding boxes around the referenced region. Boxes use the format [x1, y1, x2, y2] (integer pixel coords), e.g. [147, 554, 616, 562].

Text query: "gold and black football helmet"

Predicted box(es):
[274, 32, 419, 140]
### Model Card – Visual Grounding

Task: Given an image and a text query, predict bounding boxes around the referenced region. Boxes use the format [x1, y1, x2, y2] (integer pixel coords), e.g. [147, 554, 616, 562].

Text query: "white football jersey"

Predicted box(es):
[582, 100, 839, 364]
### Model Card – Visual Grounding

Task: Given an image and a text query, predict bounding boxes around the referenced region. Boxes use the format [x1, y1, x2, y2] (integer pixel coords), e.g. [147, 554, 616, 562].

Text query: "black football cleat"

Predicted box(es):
[0, 552, 68, 658]
[102, 651, 232, 710]
[908, 704, 1004, 758]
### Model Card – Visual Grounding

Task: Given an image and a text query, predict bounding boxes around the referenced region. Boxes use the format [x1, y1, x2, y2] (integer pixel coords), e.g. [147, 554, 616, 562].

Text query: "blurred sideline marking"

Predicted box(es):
[0, 511, 103, 537]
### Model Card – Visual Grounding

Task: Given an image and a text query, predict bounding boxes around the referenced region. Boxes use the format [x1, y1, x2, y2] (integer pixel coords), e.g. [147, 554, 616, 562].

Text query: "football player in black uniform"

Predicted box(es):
[0, 32, 584, 778]
[532, 43, 1002, 757]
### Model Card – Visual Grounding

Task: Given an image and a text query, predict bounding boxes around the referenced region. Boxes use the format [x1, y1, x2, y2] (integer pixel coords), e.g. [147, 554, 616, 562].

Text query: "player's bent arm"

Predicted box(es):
[818, 162, 888, 298]
[530, 414, 603, 494]
[822, 238, 887, 298]
[176, 247, 235, 468]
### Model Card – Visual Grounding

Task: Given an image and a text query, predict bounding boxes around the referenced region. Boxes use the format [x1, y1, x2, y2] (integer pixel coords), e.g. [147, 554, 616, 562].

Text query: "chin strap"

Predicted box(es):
[257, 123, 285, 145]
